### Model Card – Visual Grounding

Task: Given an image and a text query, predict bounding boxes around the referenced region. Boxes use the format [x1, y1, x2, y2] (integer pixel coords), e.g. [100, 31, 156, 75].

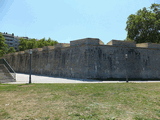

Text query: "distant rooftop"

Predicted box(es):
[1, 32, 33, 40]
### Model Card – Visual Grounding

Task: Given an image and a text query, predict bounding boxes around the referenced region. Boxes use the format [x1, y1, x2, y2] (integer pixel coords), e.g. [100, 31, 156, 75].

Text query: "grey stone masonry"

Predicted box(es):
[0, 64, 15, 83]
[107, 40, 136, 47]
[136, 43, 160, 49]
[3, 38, 160, 80]
[70, 38, 104, 46]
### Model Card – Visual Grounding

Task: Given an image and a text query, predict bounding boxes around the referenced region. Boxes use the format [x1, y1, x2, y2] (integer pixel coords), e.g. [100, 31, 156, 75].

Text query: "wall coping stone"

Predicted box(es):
[107, 40, 136, 47]
[136, 43, 160, 49]
[70, 38, 104, 46]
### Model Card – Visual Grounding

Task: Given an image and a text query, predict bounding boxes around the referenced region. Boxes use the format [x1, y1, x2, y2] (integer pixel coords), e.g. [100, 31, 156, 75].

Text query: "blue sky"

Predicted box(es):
[0, 0, 159, 43]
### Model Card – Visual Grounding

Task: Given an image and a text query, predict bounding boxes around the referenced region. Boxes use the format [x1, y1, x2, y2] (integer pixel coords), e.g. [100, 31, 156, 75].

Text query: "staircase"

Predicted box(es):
[0, 59, 16, 83]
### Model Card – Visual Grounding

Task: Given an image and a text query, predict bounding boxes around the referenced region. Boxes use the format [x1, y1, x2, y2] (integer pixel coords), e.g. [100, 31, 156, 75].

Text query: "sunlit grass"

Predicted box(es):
[0, 83, 160, 120]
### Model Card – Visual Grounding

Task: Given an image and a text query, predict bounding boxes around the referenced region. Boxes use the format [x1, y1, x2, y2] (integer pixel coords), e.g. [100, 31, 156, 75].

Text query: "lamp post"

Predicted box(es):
[29, 49, 32, 84]
[125, 54, 128, 83]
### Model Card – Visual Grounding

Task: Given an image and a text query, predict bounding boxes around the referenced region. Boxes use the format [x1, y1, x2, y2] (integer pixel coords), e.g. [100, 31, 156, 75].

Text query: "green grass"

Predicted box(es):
[0, 83, 160, 120]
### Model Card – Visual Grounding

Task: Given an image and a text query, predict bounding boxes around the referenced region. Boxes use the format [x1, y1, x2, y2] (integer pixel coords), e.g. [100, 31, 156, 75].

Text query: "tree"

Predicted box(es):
[19, 38, 38, 51]
[0, 33, 8, 57]
[37, 38, 58, 48]
[7, 47, 16, 54]
[19, 37, 58, 51]
[126, 4, 160, 43]
[19, 38, 28, 51]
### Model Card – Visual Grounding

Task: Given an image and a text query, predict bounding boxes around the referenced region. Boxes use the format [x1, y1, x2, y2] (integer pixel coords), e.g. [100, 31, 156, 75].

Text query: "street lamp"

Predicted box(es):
[125, 54, 128, 83]
[29, 49, 32, 84]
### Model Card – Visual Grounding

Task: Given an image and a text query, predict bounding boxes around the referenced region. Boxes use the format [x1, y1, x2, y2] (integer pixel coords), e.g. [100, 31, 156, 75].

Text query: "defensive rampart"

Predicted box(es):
[3, 38, 160, 80]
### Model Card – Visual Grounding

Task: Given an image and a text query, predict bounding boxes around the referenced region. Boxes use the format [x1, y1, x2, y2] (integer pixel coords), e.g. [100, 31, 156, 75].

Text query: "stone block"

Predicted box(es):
[24, 50, 30, 53]
[43, 46, 55, 51]
[70, 38, 104, 46]
[55, 43, 70, 48]
[32, 48, 43, 52]
[136, 43, 160, 49]
[18, 51, 25, 54]
[107, 40, 136, 47]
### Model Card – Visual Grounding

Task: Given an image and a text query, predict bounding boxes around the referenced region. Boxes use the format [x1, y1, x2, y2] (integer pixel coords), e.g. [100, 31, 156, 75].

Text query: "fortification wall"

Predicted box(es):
[3, 38, 160, 80]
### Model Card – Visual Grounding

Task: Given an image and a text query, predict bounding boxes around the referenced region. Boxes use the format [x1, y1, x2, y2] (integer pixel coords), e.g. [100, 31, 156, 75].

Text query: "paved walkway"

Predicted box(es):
[6, 73, 160, 84]
[7, 73, 118, 84]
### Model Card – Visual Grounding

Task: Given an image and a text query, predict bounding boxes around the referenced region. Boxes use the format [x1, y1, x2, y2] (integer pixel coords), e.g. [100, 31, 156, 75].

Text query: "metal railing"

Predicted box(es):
[0, 58, 16, 80]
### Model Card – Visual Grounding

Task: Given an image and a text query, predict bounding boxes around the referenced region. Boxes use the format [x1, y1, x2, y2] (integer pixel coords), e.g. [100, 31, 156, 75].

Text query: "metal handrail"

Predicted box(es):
[0, 58, 16, 80]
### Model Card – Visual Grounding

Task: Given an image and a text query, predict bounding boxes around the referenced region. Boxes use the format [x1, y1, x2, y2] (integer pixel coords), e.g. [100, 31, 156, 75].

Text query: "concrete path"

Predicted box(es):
[6, 73, 160, 84]
[6, 73, 118, 84]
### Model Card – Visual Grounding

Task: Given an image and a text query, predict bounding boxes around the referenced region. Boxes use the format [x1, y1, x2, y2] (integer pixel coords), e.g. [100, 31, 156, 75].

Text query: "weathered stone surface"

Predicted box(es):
[136, 43, 160, 49]
[55, 43, 70, 48]
[3, 38, 160, 80]
[70, 38, 104, 46]
[0, 64, 15, 83]
[107, 40, 136, 47]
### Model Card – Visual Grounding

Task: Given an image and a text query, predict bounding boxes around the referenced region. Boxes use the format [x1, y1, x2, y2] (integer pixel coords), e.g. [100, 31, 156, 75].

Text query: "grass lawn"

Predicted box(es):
[0, 83, 160, 120]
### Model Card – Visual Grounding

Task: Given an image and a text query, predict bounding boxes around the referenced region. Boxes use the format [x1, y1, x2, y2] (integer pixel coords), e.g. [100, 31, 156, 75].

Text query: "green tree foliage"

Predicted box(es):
[19, 38, 58, 51]
[7, 47, 16, 53]
[126, 4, 160, 43]
[0, 33, 8, 57]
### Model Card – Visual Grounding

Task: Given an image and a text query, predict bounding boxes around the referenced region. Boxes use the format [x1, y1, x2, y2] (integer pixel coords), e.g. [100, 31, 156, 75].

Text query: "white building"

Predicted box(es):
[1, 32, 20, 51]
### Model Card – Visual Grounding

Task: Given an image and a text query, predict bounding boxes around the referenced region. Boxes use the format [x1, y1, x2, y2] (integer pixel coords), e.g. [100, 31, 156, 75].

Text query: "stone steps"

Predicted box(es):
[0, 64, 15, 83]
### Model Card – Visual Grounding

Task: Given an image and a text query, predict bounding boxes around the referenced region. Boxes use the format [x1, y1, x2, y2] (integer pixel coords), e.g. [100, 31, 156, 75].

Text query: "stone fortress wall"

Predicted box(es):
[3, 38, 160, 80]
